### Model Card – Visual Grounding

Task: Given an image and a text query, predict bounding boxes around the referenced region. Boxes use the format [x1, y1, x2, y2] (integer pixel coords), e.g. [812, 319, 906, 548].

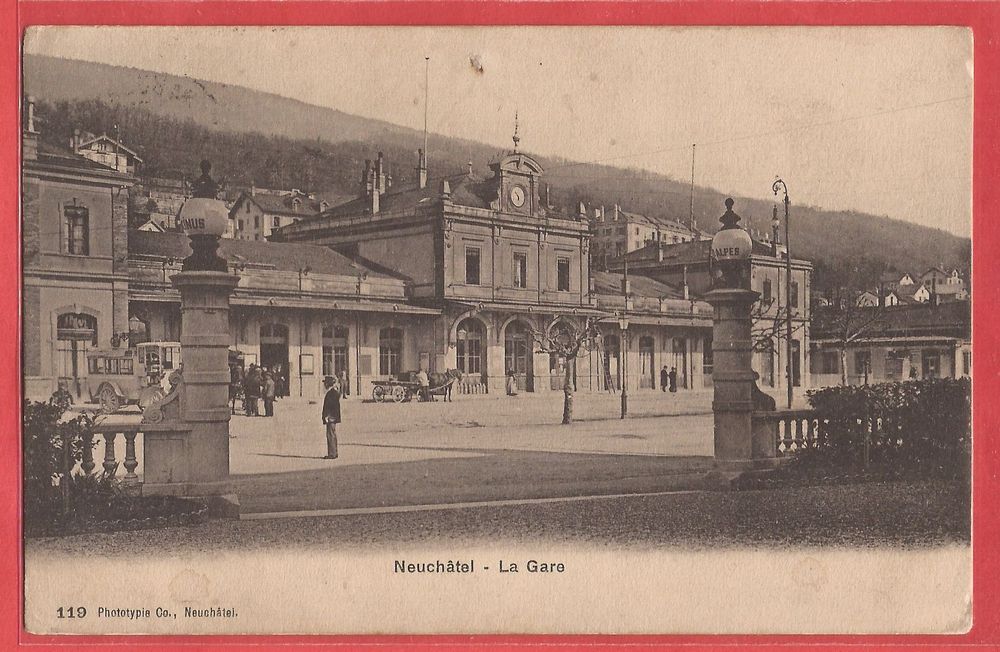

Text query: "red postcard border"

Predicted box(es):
[4, 2, 998, 649]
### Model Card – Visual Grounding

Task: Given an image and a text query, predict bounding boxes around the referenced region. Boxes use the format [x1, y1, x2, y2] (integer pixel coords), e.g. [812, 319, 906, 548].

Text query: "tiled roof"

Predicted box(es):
[812, 301, 969, 339]
[591, 270, 683, 299]
[128, 230, 402, 280]
[313, 173, 575, 221]
[32, 141, 122, 174]
[239, 192, 324, 217]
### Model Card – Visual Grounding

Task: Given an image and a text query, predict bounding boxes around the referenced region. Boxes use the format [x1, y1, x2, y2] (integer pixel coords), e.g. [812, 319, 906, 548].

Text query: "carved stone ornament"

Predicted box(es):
[141, 367, 183, 424]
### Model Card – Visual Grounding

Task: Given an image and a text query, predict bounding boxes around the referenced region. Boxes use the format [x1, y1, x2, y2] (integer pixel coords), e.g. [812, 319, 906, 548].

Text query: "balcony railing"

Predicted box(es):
[753, 408, 824, 456]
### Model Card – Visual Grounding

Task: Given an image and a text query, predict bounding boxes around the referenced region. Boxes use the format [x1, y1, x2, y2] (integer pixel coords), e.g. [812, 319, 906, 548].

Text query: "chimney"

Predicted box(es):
[23, 96, 38, 162]
[683, 265, 690, 299]
[613, 204, 620, 222]
[416, 149, 428, 189]
[599, 205, 605, 222]
[72, 128, 81, 152]
[440, 179, 451, 200]
[375, 152, 387, 195]
[251, 182, 257, 197]
[577, 202, 586, 219]
[361, 159, 373, 195]
[545, 183, 551, 208]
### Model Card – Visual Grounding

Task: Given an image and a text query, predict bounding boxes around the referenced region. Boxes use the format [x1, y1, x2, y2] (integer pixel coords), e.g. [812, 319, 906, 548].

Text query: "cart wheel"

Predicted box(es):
[373, 385, 387, 403]
[98, 384, 121, 414]
[392, 385, 406, 403]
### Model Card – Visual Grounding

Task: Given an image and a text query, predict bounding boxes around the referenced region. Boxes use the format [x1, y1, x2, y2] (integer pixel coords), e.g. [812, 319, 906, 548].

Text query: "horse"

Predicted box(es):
[427, 369, 463, 402]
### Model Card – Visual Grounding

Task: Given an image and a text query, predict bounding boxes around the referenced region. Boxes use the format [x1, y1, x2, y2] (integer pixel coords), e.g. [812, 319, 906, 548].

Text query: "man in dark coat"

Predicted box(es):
[659, 365, 669, 392]
[262, 371, 276, 417]
[668, 367, 678, 393]
[321, 375, 341, 459]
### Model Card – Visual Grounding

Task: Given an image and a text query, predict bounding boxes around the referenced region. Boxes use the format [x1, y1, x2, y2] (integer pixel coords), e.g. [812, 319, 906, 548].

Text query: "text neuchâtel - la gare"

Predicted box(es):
[394, 559, 565, 573]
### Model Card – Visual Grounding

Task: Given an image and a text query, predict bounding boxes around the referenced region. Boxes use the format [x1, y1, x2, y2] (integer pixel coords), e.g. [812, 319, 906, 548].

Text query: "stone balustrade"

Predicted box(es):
[88, 423, 144, 493]
[752, 408, 824, 456]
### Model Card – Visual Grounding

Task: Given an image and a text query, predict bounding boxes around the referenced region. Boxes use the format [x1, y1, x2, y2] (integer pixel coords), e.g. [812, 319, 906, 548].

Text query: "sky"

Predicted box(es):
[24, 26, 973, 236]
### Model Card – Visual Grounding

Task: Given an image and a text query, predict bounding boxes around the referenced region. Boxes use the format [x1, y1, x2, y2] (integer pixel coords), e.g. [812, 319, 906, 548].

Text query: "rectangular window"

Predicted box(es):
[254, 215, 261, 229]
[273, 216, 280, 228]
[855, 350, 872, 378]
[513, 252, 528, 288]
[703, 337, 713, 375]
[465, 247, 481, 285]
[820, 351, 839, 375]
[790, 280, 800, 308]
[63, 205, 89, 255]
[963, 351, 971, 376]
[237, 219, 244, 231]
[762, 278, 773, 304]
[556, 257, 571, 292]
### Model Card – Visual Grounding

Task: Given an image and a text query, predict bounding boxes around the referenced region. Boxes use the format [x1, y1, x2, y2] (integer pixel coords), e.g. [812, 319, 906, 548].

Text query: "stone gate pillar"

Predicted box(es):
[705, 287, 758, 461]
[171, 271, 239, 482]
[706, 198, 762, 465]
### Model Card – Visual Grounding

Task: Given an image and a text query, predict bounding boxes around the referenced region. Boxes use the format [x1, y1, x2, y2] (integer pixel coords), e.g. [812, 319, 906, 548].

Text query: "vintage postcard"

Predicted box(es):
[18, 22, 976, 637]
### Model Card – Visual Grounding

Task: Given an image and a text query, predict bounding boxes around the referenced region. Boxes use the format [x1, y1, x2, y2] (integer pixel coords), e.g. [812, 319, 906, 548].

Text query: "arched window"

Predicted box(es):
[379, 327, 403, 376]
[455, 318, 485, 377]
[504, 321, 533, 392]
[322, 325, 350, 377]
[56, 312, 98, 397]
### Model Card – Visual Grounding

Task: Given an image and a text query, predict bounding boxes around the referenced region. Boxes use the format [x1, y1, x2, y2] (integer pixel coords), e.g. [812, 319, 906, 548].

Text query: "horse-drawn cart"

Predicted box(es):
[370, 369, 464, 403]
[371, 378, 419, 403]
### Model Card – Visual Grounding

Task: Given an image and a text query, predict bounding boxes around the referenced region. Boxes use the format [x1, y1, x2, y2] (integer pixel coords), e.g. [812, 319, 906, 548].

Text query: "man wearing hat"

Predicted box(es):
[321, 375, 342, 459]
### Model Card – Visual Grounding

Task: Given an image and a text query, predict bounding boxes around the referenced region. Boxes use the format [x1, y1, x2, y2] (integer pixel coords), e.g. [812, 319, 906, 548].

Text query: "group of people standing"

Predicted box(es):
[230, 363, 283, 417]
[660, 365, 679, 393]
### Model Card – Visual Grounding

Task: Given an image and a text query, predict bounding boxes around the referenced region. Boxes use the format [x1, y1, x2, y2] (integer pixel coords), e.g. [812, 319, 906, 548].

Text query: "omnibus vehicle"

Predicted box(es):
[85, 342, 182, 414]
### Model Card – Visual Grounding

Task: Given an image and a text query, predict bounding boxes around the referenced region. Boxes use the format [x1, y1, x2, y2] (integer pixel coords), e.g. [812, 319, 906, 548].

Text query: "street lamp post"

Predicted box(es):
[620, 255, 630, 419]
[772, 178, 794, 409]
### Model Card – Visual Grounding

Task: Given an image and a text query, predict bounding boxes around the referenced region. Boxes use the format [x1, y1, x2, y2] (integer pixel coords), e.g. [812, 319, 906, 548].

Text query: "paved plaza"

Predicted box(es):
[83, 388, 813, 514]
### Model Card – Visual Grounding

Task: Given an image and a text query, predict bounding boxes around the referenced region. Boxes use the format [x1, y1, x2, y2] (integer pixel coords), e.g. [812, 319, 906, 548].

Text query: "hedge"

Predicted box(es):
[801, 378, 971, 478]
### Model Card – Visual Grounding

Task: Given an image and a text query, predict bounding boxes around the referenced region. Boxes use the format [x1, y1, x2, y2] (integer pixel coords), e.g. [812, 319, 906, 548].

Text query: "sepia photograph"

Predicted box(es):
[19, 24, 973, 635]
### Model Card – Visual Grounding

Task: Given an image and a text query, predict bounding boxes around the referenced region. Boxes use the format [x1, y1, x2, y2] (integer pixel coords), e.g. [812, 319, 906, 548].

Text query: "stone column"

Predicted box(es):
[705, 287, 759, 463]
[173, 271, 239, 483]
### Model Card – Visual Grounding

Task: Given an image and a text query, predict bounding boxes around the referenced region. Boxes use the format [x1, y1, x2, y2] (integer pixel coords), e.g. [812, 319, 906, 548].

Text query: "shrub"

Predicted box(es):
[803, 378, 971, 478]
[22, 398, 101, 533]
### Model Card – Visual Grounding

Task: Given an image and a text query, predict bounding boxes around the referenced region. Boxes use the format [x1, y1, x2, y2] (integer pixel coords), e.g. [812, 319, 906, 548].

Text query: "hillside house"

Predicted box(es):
[228, 187, 329, 241]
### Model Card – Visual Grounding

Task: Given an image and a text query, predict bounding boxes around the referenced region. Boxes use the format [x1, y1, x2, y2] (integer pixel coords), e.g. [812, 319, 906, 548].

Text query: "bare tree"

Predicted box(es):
[530, 317, 604, 425]
[750, 297, 807, 353]
[818, 298, 888, 385]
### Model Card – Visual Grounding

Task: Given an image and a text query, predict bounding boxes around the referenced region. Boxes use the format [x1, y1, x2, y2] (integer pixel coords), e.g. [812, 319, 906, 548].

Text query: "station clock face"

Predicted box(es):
[509, 185, 526, 208]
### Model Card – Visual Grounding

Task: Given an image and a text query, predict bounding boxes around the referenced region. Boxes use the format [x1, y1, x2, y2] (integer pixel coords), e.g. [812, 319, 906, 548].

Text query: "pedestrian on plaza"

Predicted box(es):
[321, 375, 341, 459]
[415, 366, 430, 402]
[229, 362, 244, 415]
[244, 364, 261, 416]
[659, 365, 669, 393]
[506, 369, 518, 396]
[338, 369, 350, 398]
[668, 367, 678, 393]
[263, 371, 276, 417]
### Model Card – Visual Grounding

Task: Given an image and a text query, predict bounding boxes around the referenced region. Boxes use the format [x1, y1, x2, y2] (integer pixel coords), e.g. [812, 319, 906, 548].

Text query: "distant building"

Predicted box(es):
[71, 130, 142, 175]
[228, 187, 330, 241]
[589, 204, 703, 268]
[810, 301, 970, 387]
[614, 236, 813, 390]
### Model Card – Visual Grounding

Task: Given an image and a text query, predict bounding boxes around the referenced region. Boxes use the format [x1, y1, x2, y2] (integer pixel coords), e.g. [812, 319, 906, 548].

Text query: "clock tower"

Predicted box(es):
[488, 115, 544, 217]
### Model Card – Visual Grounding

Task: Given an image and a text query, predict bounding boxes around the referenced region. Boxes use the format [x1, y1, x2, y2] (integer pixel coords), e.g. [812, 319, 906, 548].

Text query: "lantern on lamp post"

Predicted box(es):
[711, 198, 753, 290]
[178, 159, 229, 272]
